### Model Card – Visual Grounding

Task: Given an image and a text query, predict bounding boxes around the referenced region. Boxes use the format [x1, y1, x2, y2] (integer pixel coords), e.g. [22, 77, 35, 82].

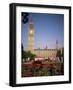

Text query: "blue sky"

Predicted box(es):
[22, 13, 64, 49]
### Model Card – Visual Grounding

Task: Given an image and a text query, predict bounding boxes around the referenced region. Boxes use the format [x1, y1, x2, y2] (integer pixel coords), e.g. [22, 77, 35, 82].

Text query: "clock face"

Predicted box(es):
[30, 30, 33, 34]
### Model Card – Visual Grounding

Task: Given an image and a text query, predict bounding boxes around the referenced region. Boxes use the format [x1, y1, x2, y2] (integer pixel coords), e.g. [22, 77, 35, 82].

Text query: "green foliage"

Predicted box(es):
[56, 48, 64, 61]
[21, 45, 36, 62]
[56, 49, 61, 60]
[22, 44, 24, 59]
[56, 50, 61, 57]
[27, 51, 36, 60]
[61, 48, 64, 57]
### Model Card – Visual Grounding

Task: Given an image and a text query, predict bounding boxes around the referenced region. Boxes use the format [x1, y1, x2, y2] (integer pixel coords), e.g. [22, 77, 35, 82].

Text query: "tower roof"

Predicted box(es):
[29, 15, 33, 24]
[56, 40, 58, 44]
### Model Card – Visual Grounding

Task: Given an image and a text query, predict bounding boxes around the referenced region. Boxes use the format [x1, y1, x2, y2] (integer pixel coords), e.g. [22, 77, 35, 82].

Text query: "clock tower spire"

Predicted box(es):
[28, 17, 35, 51]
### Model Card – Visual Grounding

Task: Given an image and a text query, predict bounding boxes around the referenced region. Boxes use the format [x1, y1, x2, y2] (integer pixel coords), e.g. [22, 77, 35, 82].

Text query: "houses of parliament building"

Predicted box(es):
[25, 18, 63, 60]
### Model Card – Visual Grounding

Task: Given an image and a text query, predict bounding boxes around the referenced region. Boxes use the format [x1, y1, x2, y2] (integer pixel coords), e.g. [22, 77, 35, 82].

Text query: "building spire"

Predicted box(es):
[29, 15, 33, 24]
[45, 45, 48, 49]
[56, 40, 58, 50]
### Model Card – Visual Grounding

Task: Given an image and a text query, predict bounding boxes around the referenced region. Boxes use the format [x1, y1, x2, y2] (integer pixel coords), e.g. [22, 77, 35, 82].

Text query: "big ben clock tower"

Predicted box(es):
[28, 18, 35, 51]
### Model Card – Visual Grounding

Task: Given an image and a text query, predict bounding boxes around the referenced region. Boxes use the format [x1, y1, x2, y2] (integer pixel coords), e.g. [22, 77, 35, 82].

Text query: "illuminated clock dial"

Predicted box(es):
[30, 30, 33, 34]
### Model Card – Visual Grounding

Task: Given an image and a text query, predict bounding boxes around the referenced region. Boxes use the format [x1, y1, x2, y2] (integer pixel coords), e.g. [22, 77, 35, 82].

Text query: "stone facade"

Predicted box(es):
[32, 49, 57, 59]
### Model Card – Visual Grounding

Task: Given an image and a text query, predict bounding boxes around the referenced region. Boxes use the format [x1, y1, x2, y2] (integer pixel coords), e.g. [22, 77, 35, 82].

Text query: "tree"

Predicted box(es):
[27, 51, 36, 60]
[21, 44, 28, 62]
[22, 50, 36, 62]
[22, 44, 24, 59]
[61, 48, 64, 60]
[22, 13, 29, 24]
[56, 49, 61, 61]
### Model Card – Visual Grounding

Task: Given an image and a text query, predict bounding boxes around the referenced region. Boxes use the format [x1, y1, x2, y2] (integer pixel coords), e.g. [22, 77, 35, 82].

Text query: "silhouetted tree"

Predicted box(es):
[22, 44, 24, 59]
[22, 12, 29, 24]
[27, 51, 36, 60]
[56, 49, 61, 61]
[61, 48, 64, 60]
